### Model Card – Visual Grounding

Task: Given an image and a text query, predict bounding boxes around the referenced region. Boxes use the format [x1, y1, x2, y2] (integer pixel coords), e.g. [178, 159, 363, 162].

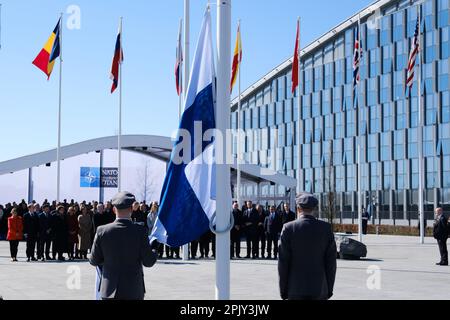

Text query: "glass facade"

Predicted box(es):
[231, 0, 450, 223]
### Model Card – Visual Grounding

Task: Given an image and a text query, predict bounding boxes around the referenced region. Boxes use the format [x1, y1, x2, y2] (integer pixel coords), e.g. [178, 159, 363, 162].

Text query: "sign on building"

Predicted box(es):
[80, 167, 118, 188]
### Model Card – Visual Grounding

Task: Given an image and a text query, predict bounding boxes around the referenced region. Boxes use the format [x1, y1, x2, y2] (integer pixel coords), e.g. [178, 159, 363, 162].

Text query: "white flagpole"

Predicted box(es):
[56, 13, 63, 203]
[216, 0, 231, 300]
[236, 20, 242, 209]
[118, 17, 123, 193]
[357, 14, 363, 243]
[178, 18, 183, 120]
[417, 6, 424, 244]
[182, 0, 190, 261]
[297, 17, 302, 199]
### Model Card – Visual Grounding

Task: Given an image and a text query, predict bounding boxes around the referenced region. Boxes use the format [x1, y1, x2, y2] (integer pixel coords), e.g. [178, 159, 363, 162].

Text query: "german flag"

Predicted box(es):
[230, 22, 242, 94]
[32, 18, 61, 79]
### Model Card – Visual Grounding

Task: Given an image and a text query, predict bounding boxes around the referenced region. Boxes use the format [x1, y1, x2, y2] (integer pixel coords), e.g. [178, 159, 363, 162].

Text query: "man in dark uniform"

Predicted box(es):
[104, 201, 116, 224]
[230, 202, 243, 258]
[23, 204, 40, 262]
[265, 205, 282, 259]
[281, 203, 296, 225]
[243, 201, 259, 259]
[93, 203, 106, 233]
[37, 204, 53, 261]
[89, 192, 158, 300]
[278, 193, 337, 300]
[433, 207, 448, 266]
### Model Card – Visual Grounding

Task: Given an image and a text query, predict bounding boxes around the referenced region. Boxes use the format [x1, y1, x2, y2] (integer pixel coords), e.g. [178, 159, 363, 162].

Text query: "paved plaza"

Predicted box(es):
[0, 235, 449, 300]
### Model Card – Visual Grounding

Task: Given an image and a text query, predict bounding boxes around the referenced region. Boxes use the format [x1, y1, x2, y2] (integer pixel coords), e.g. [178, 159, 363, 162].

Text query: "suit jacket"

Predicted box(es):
[433, 215, 449, 240]
[264, 212, 282, 235]
[243, 208, 259, 234]
[89, 219, 158, 300]
[38, 212, 52, 240]
[23, 212, 40, 239]
[278, 215, 337, 300]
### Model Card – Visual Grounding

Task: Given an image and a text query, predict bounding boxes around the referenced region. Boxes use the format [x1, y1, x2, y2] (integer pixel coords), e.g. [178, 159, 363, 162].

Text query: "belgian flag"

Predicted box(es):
[32, 18, 61, 79]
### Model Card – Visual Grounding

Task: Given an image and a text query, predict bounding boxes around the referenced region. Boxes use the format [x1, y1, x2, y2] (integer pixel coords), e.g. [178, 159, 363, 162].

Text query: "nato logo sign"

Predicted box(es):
[80, 167, 118, 188]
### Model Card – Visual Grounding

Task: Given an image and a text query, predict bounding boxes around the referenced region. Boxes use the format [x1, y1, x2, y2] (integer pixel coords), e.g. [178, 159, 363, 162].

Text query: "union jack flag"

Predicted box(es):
[406, 17, 420, 93]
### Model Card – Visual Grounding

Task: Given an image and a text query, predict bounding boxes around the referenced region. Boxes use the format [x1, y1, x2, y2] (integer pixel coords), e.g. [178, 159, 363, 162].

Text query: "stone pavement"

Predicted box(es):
[0, 235, 448, 300]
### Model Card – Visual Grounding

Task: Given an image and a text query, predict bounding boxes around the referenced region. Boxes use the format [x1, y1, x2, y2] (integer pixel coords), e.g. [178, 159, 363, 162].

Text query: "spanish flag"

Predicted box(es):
[32, 18, 61, 80]
[230, 22, 242, 94]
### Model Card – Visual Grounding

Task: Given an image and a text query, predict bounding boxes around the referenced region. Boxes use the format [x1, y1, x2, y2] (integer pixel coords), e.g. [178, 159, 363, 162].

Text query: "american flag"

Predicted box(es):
[353, 25, 362, 88]
[406, 17, 420, 92]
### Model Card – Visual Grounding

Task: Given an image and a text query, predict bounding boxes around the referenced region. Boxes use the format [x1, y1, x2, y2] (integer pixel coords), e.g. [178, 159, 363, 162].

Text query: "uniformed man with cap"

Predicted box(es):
[278, 193, 337, 300]
[89, 192, 158, 300]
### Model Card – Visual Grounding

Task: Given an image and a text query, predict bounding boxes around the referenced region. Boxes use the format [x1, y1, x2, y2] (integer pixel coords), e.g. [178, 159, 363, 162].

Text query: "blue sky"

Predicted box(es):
[0, 0, 372, 162]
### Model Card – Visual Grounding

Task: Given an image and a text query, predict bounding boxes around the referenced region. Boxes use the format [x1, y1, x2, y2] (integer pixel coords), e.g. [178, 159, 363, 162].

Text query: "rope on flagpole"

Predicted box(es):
[209, 211, 234, 235]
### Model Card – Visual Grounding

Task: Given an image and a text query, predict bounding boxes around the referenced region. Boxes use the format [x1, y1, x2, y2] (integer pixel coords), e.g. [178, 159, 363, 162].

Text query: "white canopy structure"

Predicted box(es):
[0, 135, 297, 207]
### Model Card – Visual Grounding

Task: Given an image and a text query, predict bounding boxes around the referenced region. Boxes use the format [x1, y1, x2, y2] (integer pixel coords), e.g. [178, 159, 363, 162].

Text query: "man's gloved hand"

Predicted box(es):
[150, 239, 160, 251]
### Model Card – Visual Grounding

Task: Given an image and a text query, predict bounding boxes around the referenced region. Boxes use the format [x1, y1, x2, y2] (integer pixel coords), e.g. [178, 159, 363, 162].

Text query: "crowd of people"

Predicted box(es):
[0, 198, 297, 262]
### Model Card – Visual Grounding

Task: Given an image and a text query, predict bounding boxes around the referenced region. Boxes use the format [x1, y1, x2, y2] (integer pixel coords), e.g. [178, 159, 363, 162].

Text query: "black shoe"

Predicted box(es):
[267, 255, 272, 259]
[31, 257, 38, 262]
[40, 258, 46, 262]
[46, 256, 52, 260]
[27, 258, 31, 262]
[245, 255, 250, 259]
[437, 262, 449, 266]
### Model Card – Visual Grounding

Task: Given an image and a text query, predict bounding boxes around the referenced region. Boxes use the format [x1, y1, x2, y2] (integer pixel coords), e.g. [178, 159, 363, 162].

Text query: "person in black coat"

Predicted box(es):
[37, 204, 53, 261]
[281, 203, 296, 225]
[255, 205, 267, 259]
[199, 230, 211, 258]
[433, 208, 448, 266]
[52, 205, 68, 261]
[230, 202, 243, 258]
[278, 193, 337, 300]
[243, 201, 259, 259]
[131, 202, 147, 228]
[23, 204, 40, 262]
[362, 207, 369, 235]
[0, 205, 8, 240]
[93, 203, 107, 233]
[264, 205, 282, 259]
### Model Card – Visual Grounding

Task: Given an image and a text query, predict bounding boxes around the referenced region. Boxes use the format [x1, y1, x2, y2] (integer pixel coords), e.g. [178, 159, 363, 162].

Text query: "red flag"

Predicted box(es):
[291, 19, 300, 94]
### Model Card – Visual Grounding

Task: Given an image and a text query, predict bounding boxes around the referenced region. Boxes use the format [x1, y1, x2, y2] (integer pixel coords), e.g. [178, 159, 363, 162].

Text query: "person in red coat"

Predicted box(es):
[7, 208, 23, 262]
[66, 206, 80, 260]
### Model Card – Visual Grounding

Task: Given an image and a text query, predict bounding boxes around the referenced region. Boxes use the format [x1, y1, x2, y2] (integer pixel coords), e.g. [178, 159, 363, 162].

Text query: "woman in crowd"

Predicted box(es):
[66, 206, 79, 260]
[7, 208, 23, 262]
[77, 206, 93, 260]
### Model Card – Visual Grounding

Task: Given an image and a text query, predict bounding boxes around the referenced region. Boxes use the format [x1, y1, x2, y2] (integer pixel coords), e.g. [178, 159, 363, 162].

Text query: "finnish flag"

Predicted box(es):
[151, 8, 216, 247]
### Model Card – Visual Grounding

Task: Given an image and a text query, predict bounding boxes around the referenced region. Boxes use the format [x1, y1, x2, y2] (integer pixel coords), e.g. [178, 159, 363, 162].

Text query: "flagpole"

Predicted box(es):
[178, 18, 183, 120]
[56, 12, 63, 203]
[216, 0, 231, 300]
[236, 20, 242, 209]
[118, 17, 123, 193]
[417, 5, 424, 244]
[357, 14, 363, 243]
[297, 17, 302, 200]
[182, 0, 190, 261]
